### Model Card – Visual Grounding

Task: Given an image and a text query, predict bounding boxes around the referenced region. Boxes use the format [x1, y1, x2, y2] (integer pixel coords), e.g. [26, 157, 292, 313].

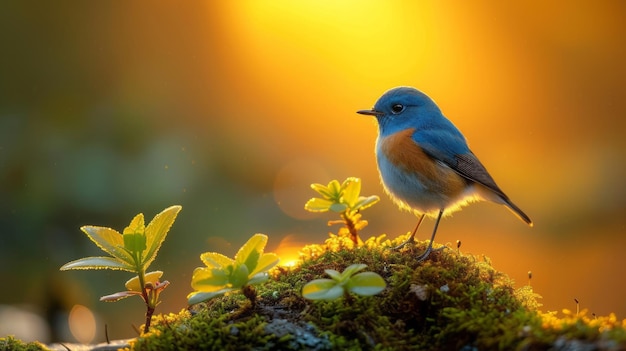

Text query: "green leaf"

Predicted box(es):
[100, 290, 141, 302]
[122, 213, 147, 254]
[229, 263, 250, 289]
[328, 180, 341, 198]
[329, 203, 348, 213]
[79, 226, 134, 266]
[341, 177, 361, 207]
[304, 197, 333, 212]
[302, 279, 344, 300]
[142, 205, 182, 270]
[340, 263, 367, 280]
[125, 271, 163, 292]
[123, 232, 147, 254]
[354, 195, 380, 211]
[187, 289, 234, 305]
[123, 213, 145, 235]
[310, 183, 333, 199]
[200, 252, 234, 268]
[234, 233, 267, 274]
[60, 256, 135, 272]
[324, 269, 343, 282]
[347, 272, 386, 296]
[190, 267, 230, 292]
[248, 272, 270, 286]
[249, 253, 279, 277]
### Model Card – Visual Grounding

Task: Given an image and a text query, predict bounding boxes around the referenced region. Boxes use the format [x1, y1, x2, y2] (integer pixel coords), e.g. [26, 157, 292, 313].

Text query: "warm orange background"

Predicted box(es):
[1, 1, 625, 342]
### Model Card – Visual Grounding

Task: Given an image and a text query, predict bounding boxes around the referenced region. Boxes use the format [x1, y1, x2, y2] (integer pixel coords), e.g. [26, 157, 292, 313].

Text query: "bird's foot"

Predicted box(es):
[390, 236, 415, 251]
[415, 245, 447, 262]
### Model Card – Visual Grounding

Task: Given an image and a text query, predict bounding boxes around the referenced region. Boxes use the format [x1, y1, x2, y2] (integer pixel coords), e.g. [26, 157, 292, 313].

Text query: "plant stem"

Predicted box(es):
[341, 212, 359, 245]
[242, 285, 257, 309]
[133, 251, 152, 334]
[144, 304, 155, 333]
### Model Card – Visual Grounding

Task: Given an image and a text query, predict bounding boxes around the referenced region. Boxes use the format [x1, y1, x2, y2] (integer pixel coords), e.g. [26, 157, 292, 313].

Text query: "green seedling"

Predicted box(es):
[188, 233, 279, 307]
[305, 177, 379, 245]
[302, 263, 386, 301]
[60, 205, 182, 333]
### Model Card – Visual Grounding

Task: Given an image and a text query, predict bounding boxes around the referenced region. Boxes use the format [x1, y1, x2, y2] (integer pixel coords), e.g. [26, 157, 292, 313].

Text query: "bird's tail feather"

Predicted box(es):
[503, 199, 533, 227]
[475, 184, 532, 226]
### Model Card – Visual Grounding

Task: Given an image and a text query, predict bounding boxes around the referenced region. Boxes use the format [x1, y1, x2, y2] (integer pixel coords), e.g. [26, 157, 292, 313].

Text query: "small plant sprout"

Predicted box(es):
[302, 263, 386, 301]
[188, 233, 279, 308]
[60, 205, 182, 333]
[305, 177, 379, 245]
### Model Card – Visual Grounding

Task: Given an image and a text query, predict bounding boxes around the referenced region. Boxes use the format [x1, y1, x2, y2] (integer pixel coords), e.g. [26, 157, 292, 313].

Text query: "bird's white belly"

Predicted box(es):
[376, 152, 479, 217]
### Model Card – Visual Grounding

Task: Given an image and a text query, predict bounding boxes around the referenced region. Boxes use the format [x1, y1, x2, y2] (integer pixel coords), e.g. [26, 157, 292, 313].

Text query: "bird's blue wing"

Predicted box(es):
[413, 130, 508, 199]
[412, 125, 468, 165]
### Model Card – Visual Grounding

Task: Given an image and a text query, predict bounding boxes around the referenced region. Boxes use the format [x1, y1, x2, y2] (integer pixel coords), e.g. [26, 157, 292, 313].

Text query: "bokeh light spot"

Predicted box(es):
[273, 159, 330, 220]
[68, 304, 96, 344]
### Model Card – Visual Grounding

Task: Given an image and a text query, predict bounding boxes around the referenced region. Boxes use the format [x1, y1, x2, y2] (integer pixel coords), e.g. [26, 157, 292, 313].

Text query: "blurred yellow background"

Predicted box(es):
[1, 1, 625, 343]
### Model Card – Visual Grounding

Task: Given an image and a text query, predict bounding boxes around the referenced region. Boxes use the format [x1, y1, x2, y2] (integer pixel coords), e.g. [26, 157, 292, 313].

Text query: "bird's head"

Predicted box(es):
[357, 86, 442, 134]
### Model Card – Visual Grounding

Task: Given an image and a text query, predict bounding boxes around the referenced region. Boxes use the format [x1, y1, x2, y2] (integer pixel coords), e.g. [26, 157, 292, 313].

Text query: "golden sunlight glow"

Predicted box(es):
[68, 304, 96, 344]
[219, 1, 440, 96]
[271, 234, 308, 267]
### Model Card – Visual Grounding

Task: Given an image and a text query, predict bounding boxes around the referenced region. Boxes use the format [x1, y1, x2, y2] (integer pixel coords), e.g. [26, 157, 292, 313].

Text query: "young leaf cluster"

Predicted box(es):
[305, 177, 379, 245]
[188, 233, 279, 306]
[60, 205, 181, 333]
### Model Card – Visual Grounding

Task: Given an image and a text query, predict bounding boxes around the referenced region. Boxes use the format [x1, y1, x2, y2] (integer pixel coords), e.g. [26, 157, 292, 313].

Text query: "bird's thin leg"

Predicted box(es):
[416, 209, 444, 262]
[391, 214, 425, 250]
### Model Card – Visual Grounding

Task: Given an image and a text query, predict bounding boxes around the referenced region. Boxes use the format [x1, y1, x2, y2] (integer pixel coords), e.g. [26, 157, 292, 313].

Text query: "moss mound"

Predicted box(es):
[127, 234, 626, 351]
[0, 336, 48, 351]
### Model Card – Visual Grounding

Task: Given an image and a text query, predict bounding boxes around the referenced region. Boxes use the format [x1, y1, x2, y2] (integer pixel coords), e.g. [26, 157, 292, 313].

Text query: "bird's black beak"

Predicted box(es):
[357, 109, 384, 117]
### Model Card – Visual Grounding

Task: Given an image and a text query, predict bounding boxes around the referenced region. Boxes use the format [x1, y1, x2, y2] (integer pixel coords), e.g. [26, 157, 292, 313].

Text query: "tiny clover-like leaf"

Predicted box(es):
[324, 269, 343, 282]
[339, 263, 367, 280]
[302, 264, 386, 300]
[346, 271, 386, 296]
[302, 279, 344, 300]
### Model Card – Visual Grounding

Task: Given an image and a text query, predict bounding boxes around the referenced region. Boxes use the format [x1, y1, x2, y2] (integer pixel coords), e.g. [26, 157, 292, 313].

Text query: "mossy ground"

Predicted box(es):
[4, 233, 626, 351]
[126, 233, 626, 351]
[0, 336, 48, 351]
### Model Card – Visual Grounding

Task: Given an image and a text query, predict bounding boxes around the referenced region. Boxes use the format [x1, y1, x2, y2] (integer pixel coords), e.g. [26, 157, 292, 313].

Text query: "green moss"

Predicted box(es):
[127, 233, 626, 350]
[0, 336, 49, 351]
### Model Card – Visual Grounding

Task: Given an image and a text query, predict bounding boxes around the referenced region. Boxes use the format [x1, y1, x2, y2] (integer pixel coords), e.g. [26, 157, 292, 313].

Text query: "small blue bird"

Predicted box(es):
[358, 87, 532, 261]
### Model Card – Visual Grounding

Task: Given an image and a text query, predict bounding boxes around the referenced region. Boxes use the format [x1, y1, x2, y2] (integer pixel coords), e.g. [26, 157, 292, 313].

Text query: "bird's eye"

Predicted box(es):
[391, 104, 405, 114]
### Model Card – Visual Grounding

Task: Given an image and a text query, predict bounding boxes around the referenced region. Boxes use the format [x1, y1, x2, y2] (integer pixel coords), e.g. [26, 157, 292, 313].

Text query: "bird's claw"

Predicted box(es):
[390, 237, 415, 251]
